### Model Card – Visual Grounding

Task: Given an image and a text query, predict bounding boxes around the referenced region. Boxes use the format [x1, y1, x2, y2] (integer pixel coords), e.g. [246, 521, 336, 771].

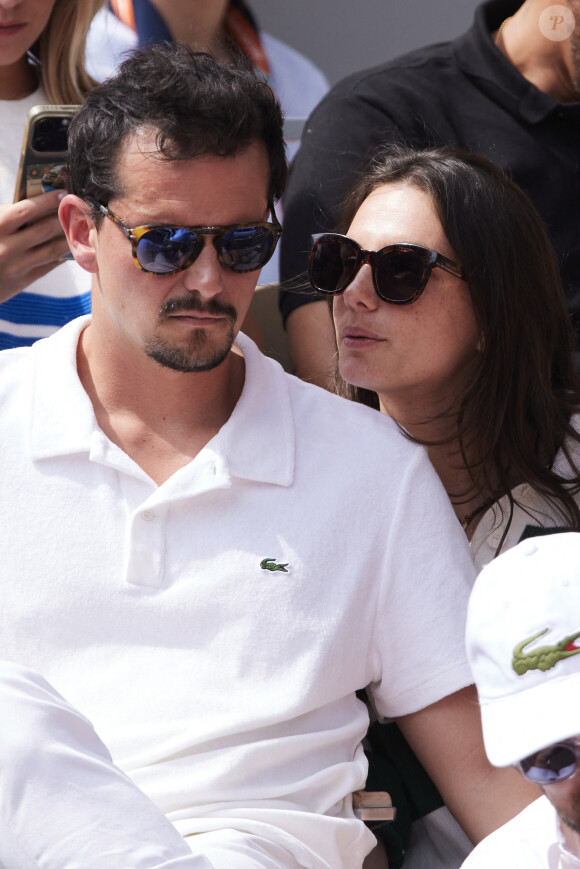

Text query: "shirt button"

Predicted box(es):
[141, 510, 155, 522]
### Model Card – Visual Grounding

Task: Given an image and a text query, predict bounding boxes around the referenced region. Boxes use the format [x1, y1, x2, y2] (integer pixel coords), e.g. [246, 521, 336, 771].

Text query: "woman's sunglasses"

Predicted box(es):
[99, 203, 282, 276]
[518, 739, 580, 784]
[309, 232, 466, 305]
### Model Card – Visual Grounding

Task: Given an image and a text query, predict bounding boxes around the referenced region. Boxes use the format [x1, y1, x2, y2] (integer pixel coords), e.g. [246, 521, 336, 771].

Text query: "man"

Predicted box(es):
[85, 0, 329, 288]
[0, 44, 534, 869]
[462, 532, 580, 866]
[280, 0, 580, 385]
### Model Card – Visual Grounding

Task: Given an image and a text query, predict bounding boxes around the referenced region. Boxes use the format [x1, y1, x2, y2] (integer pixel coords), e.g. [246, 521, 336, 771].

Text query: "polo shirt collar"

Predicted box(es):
[210, 331, 295, 487]
[453, 0, 580, 124]
[29, 318, 295, 488]
[30, 316, 98, 459]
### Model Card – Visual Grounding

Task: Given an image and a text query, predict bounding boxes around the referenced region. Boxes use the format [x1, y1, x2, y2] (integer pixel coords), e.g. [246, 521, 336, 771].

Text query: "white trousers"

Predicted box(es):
[0, 662, 302, 869]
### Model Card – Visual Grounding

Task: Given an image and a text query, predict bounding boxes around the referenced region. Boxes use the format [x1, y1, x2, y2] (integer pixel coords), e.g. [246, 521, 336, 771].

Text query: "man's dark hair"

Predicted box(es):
[67, 42, 287, 221]
[335, 146, 580, 543]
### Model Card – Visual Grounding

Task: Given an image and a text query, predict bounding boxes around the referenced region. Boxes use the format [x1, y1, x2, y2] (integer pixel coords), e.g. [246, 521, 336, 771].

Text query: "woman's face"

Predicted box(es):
[0, 0, 56, 68]
[332, 182, 481, 419]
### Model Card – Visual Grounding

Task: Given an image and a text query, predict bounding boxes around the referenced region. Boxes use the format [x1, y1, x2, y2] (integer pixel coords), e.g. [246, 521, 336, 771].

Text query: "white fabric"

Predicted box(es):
[0, 316, 475, 868]
[470, 424, 580, 571]
[405, 806, 473, 869]
[461, 796, 567, 868]
[0, 85, 91, 346]
[0, 661, 213, 869]
[84, 9, 329, 285]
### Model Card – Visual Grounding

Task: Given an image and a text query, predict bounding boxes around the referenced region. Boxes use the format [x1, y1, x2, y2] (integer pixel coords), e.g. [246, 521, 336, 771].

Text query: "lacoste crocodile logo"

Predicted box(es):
[512, 628, 580, 675]
[260, 557, 289, 573]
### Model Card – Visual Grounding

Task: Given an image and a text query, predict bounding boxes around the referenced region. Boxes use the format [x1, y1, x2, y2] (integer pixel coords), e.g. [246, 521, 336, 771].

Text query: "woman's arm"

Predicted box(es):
[397, 684, 539, 844]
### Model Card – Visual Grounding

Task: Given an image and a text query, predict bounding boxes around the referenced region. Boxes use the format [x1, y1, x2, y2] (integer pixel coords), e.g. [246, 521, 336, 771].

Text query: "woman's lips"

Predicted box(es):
[0, 23, 26, 36]
[340, 326, 385, 348]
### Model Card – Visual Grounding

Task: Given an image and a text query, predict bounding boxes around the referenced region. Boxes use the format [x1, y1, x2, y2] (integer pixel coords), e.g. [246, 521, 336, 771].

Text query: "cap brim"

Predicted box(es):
[480, 669, 580, 767]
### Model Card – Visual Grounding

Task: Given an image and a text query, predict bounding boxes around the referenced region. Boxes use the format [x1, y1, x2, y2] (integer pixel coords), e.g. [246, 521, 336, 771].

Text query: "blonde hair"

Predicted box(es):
[34, 0, 104, 104]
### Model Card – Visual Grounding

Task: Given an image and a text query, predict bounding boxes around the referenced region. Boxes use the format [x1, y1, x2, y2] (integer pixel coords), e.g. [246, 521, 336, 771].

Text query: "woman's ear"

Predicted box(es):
[58, 194, 99, 274]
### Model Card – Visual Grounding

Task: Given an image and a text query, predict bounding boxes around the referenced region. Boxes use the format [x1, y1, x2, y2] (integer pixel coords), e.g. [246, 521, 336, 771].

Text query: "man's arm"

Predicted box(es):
[397, 685, 540, 844]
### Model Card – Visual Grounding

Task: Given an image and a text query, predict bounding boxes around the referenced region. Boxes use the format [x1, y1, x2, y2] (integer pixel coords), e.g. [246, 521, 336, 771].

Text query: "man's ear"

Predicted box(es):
[58, 194, 99, 274]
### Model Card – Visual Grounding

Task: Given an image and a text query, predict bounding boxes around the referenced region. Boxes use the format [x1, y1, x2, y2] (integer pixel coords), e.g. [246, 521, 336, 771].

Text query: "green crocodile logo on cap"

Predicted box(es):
[260, 557, 289, 573]
[512, 628, 580, 675]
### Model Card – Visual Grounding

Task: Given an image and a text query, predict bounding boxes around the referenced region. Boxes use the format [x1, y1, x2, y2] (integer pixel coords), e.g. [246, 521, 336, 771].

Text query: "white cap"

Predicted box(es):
[466, 533, 580, 767]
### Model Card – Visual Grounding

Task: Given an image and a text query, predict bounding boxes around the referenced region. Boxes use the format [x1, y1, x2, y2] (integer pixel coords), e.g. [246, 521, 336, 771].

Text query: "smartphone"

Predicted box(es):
[13, 105, 79, 203]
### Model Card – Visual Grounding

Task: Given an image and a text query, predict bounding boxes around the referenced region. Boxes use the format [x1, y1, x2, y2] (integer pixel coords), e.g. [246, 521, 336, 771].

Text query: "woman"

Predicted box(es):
[310, 146, 580, 567]
[309, 146, 580, 868]
[0, 0, 103, 348]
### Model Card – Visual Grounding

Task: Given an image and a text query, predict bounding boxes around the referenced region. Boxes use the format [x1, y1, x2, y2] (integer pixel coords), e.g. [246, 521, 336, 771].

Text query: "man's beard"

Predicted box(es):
[559, 789, 580, 835]
[144, 294, 237, 373]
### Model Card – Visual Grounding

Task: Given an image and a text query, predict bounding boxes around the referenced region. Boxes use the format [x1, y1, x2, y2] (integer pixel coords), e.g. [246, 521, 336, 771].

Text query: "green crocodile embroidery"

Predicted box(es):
[260, 557, 289, 573]
[512, 628, 580, 675]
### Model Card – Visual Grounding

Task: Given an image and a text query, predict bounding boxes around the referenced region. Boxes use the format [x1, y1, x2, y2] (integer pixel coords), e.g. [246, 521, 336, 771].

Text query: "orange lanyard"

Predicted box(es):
[223, 4, 270, 78]
[109, 0, 136, 31]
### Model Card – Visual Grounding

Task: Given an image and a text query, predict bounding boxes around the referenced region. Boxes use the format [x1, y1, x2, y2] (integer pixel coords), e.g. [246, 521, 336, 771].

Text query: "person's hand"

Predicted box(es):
[0, 190, 72, 303]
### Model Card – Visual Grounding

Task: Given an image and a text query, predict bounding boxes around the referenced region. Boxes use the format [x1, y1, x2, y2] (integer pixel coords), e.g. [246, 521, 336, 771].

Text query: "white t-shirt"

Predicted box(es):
[0, 85, 91, 349]
[461, 796, 578, 868]
[471, 422, 580, 571]
[0, 317, 475, 869]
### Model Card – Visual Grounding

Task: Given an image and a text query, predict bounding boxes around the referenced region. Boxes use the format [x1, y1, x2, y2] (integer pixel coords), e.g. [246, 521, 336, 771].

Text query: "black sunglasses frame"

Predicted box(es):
[518, 739, 580, 784]
[98, 202, 282, 276]
[309, 232, 466, 305]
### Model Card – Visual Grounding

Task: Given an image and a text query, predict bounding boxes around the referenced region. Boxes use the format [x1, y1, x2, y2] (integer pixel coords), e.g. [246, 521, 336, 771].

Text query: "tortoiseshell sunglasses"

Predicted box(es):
[99, 203, 282, 276]
[309, 232, 465, 305]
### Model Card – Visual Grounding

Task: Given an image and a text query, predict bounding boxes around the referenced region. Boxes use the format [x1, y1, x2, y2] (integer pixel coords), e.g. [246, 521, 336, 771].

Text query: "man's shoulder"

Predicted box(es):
[0, 317, 86, 395]
[461, 797, 557, 867]
[0, 342, 36, 386]
[301, 34, 479, 147]
[281, 367, 420, 457]
[241, 338, 419, 455]
[318, 38, 457, 109]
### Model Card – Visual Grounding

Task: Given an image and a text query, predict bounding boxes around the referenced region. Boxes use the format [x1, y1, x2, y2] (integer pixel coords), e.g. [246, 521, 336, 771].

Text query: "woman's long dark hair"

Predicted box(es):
[335, 146, 580, 535]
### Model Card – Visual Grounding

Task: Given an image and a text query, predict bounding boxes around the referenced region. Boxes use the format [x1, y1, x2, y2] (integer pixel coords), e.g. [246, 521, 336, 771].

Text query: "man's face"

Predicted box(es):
[521, 735, 580, 837]
[544, 769, 580, 836]
[88, 130, 271, 372]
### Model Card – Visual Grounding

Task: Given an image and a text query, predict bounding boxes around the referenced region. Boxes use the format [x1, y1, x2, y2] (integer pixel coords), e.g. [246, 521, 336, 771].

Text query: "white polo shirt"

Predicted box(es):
[0, 317, 475, 868]
[461, 797, 563, 867]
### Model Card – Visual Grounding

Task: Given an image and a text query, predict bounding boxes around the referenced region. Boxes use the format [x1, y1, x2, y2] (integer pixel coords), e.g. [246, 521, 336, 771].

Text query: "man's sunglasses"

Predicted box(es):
[309, 232, 466, 305]
[518, 739, 580, 784]
[99, 203, 282, 276]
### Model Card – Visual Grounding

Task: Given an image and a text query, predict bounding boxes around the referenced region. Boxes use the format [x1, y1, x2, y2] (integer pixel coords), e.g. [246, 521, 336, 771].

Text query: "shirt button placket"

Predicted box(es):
[125, 507, 165, 587]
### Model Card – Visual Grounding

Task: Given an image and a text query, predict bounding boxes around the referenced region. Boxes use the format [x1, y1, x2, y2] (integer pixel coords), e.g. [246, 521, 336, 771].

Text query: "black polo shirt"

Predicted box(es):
[280, 0, 580, 340]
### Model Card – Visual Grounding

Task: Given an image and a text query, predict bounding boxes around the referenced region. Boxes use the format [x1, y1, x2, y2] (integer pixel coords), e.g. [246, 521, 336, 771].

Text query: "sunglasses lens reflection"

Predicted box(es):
[137, 225, 277, 275]
[137, 228, 200, 274]
[220, 226, 277, 272]
[521, 744, 577, 783]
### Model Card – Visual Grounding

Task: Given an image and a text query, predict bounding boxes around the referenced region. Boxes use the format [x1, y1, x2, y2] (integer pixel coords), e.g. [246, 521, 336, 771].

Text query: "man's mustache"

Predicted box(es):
[158, 294, 237, 322]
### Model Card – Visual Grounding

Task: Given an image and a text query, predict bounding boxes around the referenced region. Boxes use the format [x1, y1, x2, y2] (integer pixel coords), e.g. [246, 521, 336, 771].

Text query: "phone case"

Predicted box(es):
[13, 105, 80, 203]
